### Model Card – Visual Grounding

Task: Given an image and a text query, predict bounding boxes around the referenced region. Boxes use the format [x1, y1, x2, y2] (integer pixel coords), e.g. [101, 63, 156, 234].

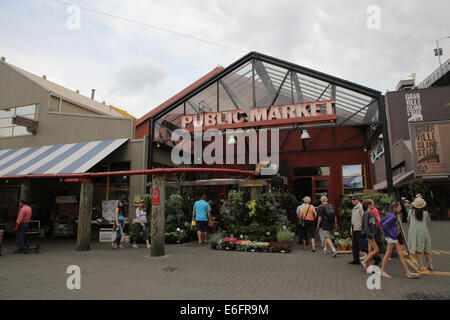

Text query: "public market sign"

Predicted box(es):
[181, 100, 335, 129]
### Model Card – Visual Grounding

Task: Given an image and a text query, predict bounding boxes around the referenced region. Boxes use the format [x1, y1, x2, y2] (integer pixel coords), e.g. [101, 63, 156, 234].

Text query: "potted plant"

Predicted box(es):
[209, 235, 222, 250]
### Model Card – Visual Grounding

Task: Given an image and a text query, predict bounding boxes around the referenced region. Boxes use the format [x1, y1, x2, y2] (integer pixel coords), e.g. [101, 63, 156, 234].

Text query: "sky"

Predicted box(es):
[0, 0, 449, 119]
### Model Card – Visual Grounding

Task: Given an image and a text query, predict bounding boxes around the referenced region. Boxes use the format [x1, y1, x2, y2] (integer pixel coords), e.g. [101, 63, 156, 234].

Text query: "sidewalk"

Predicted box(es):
[0, 221, 449, 300]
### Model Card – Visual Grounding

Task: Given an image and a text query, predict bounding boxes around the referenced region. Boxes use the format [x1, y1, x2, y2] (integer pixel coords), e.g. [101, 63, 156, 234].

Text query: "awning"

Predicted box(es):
[0, 138, 128, 177]
[373, 170, 415, 190]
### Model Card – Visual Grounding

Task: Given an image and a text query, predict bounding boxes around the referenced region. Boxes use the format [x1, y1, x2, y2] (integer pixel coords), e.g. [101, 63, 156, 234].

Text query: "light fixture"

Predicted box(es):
[227, 136, 236, 145]
[300, 130, 310, 140]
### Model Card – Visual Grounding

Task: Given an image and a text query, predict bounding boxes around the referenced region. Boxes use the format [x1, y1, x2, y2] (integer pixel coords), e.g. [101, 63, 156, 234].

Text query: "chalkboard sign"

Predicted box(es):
[101, 200, 119, 222]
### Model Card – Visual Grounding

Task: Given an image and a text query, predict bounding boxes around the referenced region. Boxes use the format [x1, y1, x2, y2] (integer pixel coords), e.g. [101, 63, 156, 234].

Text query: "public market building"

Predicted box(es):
[137, 52, 392, 210]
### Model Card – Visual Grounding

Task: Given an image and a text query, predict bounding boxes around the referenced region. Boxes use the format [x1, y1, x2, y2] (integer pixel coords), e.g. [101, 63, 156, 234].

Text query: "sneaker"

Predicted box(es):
[332, 250, 338, 258]
[321, 249, 327, 255]
[348, 260, 359, 265]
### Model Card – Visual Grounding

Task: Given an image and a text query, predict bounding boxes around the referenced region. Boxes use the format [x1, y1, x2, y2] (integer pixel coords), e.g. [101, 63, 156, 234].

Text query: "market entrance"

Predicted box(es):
[290, 176, 329, 204]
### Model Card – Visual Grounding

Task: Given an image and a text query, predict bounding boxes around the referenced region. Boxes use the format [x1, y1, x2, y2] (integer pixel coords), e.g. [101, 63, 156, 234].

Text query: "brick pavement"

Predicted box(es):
[0, 221, 449, 300]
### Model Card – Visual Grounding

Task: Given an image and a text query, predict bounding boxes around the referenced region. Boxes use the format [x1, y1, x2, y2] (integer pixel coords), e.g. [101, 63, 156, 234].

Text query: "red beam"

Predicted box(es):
[0, 168, 258, 180]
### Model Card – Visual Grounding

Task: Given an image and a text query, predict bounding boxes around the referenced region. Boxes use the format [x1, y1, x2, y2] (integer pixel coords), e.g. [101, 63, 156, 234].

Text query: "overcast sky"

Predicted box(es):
[1, 0, 449, 118]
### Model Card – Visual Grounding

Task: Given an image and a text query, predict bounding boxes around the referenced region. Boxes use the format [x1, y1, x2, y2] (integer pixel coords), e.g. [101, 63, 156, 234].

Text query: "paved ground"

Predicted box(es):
[0, 221, 449, 300]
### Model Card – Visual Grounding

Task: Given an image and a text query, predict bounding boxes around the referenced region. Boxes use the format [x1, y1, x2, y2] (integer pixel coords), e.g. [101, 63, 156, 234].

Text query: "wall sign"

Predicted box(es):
[181, 100, 335, 129]
[410, 121, 450, 176]
[370, 137, 385, 164]
[404, 92, 423, 122]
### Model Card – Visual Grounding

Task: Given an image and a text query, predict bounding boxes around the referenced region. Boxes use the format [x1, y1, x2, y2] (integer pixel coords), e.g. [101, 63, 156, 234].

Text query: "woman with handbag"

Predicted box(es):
[299, 196, 317, 252]
[112, 200, 126, 249]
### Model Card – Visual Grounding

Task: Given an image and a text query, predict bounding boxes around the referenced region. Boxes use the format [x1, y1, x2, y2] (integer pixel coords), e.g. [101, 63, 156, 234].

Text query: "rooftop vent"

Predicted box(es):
[1, 57, 5, 63]
[42, 75, 47, 80]
[91, 89, 95, 99]
[102, 101, 106, 105]
[76, 90, 80, 94]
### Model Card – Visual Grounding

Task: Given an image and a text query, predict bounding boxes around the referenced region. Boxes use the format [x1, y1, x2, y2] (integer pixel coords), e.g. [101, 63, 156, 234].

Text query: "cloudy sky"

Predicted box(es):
[1, 0, 449, 118]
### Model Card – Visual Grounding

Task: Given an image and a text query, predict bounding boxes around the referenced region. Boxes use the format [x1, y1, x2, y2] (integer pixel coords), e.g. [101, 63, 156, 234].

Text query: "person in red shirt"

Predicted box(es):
[15, 200, 32, 253]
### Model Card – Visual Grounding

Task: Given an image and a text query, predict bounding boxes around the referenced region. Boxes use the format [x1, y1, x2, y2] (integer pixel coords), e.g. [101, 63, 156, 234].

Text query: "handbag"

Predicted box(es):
[301, 205, 311, 228]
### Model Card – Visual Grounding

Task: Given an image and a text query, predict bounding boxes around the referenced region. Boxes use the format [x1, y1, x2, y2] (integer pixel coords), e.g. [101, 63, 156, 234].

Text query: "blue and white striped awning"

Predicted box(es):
[0, 138, 128, 177]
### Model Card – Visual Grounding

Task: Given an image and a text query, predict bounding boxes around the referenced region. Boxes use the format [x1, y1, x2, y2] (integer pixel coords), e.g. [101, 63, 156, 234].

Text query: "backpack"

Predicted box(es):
[322, 204, 336, 226]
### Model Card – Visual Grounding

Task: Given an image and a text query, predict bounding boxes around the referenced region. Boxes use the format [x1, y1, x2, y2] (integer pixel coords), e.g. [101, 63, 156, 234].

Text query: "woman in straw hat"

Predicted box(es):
[408, 197, 434, 271]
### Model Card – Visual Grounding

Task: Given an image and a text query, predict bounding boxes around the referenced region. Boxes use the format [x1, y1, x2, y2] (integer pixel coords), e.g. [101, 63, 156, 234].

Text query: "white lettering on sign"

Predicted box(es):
[181, 101, 334, 128]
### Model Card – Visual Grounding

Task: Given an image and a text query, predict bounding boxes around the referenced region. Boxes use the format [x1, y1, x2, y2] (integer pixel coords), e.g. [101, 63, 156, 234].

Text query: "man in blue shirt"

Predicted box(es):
[192, 194, 212, 244]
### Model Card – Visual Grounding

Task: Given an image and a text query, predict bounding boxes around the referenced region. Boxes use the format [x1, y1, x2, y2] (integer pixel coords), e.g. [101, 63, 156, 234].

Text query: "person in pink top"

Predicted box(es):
[15, 200, 32, 253]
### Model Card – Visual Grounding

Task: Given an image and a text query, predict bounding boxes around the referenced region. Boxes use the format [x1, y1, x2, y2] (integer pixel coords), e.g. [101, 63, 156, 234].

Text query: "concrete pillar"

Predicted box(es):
[20, 180, 31, 203]
[151, 176, 165, 257]
[76, 180, 93, 251]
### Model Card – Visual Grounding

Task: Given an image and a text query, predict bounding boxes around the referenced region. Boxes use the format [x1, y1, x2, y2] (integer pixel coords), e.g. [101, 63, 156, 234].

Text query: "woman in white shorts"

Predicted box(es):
[379, 202, 420, 279]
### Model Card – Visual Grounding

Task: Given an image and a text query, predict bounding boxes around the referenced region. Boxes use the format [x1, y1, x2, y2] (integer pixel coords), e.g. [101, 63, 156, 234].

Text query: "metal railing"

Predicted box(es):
[417, 58, 450, 89]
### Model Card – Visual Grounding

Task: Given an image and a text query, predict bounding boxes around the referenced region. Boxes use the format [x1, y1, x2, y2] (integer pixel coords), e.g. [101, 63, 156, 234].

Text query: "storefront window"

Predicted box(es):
[342, 164, 365, 194]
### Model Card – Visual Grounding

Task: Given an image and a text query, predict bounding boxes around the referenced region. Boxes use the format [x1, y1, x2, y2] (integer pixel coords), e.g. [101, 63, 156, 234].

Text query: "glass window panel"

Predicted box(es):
[342, 164, 363, 177]
[293, 166, 330, 176]
[0, 108, 14, 118]
[16, 105, 36, 116]
[188, 83, 217, 114]
[315, 190, 328, 199]
[220, 61, 252, 111]
[0, 126, 13, 137]
[315, 180, 329, 188]
[12, 125, 30, 136]
[343, 176, 363, 188]
[0, 117, 12, 127]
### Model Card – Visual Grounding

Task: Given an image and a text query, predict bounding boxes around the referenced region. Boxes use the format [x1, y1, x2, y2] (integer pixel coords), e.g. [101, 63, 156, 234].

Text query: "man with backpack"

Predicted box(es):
[317, 196, 338, 257]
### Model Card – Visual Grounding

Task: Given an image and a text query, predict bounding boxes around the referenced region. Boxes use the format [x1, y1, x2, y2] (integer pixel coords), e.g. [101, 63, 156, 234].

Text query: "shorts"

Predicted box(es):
[300, 220, 315, 240]
[322, 230, 331, 240]
[318, 228, 324, 243]
[196, 220, 208, 232]
[386, 237, 398, 244]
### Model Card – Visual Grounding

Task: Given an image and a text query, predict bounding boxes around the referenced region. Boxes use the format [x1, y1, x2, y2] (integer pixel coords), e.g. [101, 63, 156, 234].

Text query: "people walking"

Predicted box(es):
[192, 194, 212, 244]
[132, 201, 150, 249]
[112, 200, 126, 249]
[361, 200, 379, 272]
[296, 198, 305, 245]
[408, 197, 434, 271]
[400, 197, 408, 223]
[299, 196, 317, 252]
[379, 202, 420, 279]
[14, 200, 32, 254]
[371, 204, 384, 265]
[316, 196, 338, 257]
[348, 195, 364, 264]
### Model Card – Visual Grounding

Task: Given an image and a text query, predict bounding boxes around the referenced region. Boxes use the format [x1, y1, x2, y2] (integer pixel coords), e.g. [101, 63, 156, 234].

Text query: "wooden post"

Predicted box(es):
[250, 186, 262, 201]
[20, 180, 31, 203]
[151, 175, 165, 257]
[76, 180, 93, 251]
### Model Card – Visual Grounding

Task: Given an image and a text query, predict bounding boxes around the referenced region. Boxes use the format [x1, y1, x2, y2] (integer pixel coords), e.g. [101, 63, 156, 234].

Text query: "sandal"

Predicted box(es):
[380, 272, 392, 278]
[427, 265, 434, 271]
[361, 261, 368, 272]
[407, 273, 421, 279]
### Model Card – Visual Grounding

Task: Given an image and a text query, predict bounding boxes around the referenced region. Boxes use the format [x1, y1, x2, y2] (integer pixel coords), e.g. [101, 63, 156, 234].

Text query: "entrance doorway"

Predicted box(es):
[290, 176, 329, 204]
